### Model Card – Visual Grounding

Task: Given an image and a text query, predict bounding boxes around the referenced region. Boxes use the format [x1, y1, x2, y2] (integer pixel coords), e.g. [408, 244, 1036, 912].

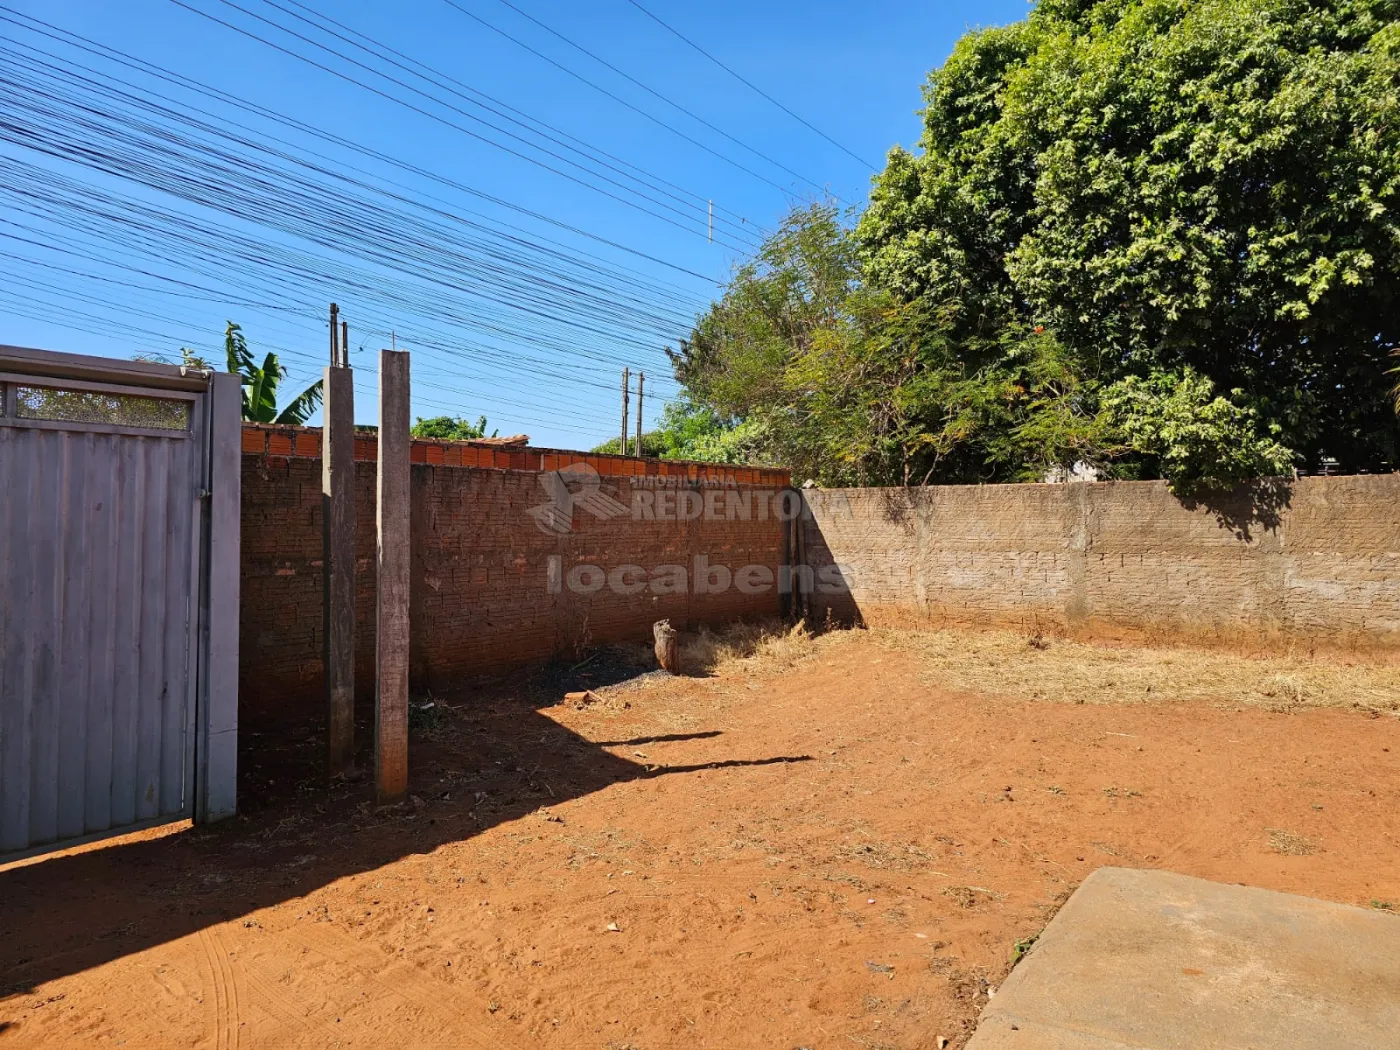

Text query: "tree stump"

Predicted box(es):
[653, 619, 680, 674]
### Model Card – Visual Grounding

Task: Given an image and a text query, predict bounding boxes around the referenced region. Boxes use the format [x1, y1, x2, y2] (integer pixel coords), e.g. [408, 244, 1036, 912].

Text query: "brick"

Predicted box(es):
[241, 449, 792, 720]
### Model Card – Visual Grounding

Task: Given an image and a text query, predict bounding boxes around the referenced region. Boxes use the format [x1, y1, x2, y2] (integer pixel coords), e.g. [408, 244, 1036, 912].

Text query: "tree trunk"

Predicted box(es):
[653, 619, 680, 674]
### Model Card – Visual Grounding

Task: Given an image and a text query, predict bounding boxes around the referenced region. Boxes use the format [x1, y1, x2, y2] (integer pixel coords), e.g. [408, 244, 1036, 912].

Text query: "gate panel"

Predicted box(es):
[0, 374, 204, 854]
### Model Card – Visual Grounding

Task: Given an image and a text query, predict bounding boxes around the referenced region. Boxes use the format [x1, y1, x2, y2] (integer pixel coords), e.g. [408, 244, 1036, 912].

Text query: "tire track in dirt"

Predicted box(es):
[197, 928, 242, 1050]
[283, 922, 497, 1049]
[240, 963, 314, 1036]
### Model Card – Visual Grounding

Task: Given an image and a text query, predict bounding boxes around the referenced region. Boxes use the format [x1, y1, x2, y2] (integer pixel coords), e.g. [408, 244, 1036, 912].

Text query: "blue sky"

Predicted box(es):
[0, 0, 1029, 447]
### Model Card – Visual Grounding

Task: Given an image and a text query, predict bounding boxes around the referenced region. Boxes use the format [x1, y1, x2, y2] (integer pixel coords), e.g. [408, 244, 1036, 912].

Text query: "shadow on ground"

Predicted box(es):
[0, 650, 809, 999]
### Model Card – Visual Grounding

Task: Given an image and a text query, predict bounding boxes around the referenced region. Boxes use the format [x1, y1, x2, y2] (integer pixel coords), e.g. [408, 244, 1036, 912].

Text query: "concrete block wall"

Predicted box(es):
[239, 425, 791, 718]
[802, 476, 1400, 648]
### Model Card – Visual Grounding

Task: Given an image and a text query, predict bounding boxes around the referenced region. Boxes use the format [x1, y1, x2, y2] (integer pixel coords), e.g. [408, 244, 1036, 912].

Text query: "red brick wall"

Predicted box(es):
[239, 426, 792, 718]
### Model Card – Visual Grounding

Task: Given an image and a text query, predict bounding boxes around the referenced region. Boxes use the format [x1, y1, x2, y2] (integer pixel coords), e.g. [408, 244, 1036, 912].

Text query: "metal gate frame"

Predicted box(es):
[0, 344, 240, 859]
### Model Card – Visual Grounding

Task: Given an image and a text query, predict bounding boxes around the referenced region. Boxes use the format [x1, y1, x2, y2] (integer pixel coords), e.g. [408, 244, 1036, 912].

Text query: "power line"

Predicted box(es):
[0, 142, 691, 391]
[165, 0, 758, 252]
[439, 0, 821, 202]
[245, 0, 758, 247]
[0, 47, 701, 347]
[0, 4, 702, 443]
[622, 0, 877, 170]
[0, 281, 624, 437]
[0, 7, 724, 287]
[488, 0, 841, 200]
[0, 159, 684, 401]
[271, 0, 758, 239]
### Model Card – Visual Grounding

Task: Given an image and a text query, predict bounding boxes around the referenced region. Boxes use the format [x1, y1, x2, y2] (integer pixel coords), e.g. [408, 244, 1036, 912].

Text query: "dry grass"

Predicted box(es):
[865, 627, 1400, 714]
[1267, 828, 1319, 856]
[608, 620, 1399, 715]
[681, 618, 823, 677]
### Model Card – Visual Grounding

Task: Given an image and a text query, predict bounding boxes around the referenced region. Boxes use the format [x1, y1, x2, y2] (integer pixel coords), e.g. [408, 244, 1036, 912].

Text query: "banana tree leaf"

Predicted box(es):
[275, 378, 324, 425]
[224, 322, 256, 377]
[246, 351, 282, 424]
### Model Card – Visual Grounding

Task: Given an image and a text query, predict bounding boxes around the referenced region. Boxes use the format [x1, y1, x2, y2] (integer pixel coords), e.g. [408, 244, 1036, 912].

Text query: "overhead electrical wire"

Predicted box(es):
[486, 0, 842, 200]
[166, 0, 758, 252]
[235, 0, 759, 247]
[440, 0, 822, 203]
[0, 279, 622, 436]
[0, 161, 686, 399]
[622, 0, 877, 170]
[264, 0, 758, 240]
[0, 3, 732, 440]
[0, 47, 700, 363]
[0, 6, 723, 288]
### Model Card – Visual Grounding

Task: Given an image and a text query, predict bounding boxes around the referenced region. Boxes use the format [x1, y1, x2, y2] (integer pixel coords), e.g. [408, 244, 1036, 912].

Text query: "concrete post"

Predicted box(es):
[323, 365, 356, 777]
[375, 349, 411, 803]
[197, 370, 241, 822]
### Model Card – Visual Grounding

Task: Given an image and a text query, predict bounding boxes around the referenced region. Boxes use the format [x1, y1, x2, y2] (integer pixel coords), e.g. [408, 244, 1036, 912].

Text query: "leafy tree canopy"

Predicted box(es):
[591, 399, 775, 465]
[671, 0, 1400, 492]
[411, 414, 497, 440]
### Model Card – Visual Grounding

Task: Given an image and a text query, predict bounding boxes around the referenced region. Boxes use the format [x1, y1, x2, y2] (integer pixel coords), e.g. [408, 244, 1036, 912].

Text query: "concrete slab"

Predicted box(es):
[968, 867, 1400, 1050]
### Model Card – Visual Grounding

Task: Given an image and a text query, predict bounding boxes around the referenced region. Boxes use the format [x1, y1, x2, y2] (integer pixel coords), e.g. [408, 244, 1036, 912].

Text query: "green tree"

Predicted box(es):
[669, 204, 1117, 485]
[224, 322, 323, 424]
[672, 0, 1400, 491]
[590, 400, 773, 464]
[857, 0, 1400, 482]
[669, 203, 910, 482]
[411, 415, 496, 440]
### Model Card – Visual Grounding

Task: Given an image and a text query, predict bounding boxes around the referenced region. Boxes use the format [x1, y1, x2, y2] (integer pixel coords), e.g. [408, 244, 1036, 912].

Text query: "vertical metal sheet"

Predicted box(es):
[161, 438, 194, 816]
[84, 439, 118, 835]
[1, 428, 35, 852]
[108, 433, 142, 830]
[56, 432, 93, 841]
[1, 401, 202, 854]
[27, 431, 60, 845]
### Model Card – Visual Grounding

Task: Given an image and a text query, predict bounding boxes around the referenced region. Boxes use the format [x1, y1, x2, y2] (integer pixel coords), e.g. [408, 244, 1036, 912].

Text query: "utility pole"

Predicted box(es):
[620, 367, 630, 456]
[635, 372, 644, 456]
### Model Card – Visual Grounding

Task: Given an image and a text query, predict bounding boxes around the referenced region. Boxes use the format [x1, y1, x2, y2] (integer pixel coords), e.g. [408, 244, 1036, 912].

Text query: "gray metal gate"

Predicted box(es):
[0, 346, 240, 857]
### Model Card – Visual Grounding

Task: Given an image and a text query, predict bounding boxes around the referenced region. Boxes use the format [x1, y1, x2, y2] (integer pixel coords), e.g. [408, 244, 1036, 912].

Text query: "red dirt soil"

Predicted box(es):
[3, 633, 1398, 1050]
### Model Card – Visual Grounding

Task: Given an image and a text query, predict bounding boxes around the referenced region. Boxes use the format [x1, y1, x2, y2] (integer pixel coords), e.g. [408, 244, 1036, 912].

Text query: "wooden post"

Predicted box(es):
[653, 619, 679, 674]
[795, 491, 810, 624]
[323, 355, 355, 777]
[376, 349, 410, 803]
[784, 491, 797, 622]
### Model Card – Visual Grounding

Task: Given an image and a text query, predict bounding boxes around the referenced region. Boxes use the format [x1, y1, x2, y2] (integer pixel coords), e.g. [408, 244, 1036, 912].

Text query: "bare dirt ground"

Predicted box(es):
[3, 624, 1398, 1050]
